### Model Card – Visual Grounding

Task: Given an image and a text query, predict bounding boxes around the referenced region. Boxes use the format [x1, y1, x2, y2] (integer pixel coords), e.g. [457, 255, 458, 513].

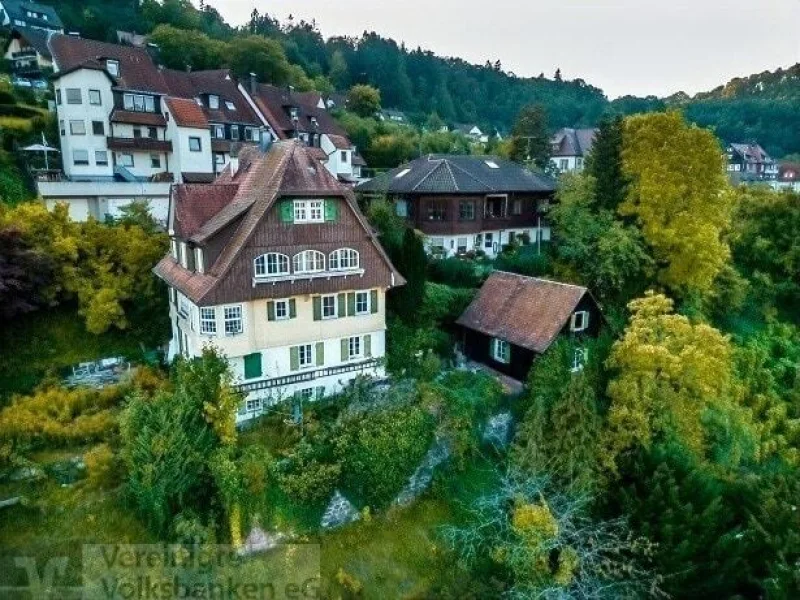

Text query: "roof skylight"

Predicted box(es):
[484, 160, 500, 169]
[395, 168, 412, 178]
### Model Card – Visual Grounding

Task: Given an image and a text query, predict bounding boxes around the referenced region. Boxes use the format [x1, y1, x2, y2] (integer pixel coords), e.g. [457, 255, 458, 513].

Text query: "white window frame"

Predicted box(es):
[69, 120, 85, 135]
[118, 153, 134, 168]
[95, 150, 108, 166]
[492, 338, 510, 364]
[208, 94, 219, 110]
[88, 89, 102, 106]
[199, 307, 216, 335]
[571, 310, 589, 332]
[293, 250, 325, 274]
[150, 153, 161, 169]
[72, 149, 89, 166]
[212, 124, 224, 139]
[254, 252, 289, 277]
[355, 291, 370, 316]
[188, 137, 202, 152]
[348, 336, 362, 360]
[245, 398, 262, 413]
[223, 305, 243, 336]
[329, 248, 359, 271]
[293, 199, 324, 224]
[572, 348, 588, 373]
[321, 294, 337, 320]
[274, 299, 290, 321]
[298, 343, 313, 368]
[106, 60, 119, 77]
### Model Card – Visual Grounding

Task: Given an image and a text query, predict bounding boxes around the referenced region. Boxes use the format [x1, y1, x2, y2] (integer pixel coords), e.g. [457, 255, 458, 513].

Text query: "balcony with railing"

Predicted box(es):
[106, 137, 172, 153]
[234, 358, 380, 394]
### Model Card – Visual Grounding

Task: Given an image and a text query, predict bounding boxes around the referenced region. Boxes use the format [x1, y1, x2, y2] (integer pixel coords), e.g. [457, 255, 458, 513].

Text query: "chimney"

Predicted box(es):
[145, 42, 160, 66]
[249, 72, 257, 95]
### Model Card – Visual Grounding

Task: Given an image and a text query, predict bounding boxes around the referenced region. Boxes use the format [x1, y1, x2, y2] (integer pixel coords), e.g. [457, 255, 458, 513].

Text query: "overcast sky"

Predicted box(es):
[207, 0, 800, 99]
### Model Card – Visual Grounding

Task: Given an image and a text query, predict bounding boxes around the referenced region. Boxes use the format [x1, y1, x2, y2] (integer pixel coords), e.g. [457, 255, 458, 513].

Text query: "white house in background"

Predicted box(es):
[453, 124, 489, 145]
[0, 0, 62, 32]
[153, 141, 404, 422]
[550, 128, 597, 173]
[3, 27, 53, 79]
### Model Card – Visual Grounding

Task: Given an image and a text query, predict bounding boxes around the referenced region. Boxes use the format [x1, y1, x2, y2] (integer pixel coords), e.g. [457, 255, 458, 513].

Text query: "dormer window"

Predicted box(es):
[225, 100, 235, 111]
[290, 107, 299, 121]
[310, 116, 318, 127]
[211, 124, 224, 139]
[208, 95, 219, 110]
[106, 60, 119, 77]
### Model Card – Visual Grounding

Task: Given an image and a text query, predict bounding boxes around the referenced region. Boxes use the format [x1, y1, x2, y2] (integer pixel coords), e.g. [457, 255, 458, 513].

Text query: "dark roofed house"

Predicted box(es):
[726, 142, 778, 183]
[550, 127, 597, 173]
[457, 272, 603, 381]
[0, 0, 62, 32]
[357, 154, 556, 257]
[154, 139, 403, 421]
[3, 26, 53, 78]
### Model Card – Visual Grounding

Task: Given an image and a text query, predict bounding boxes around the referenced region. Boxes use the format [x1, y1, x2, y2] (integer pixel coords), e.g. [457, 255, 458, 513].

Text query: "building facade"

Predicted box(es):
[726, 143, 778, 182]
[0, 0, 62, 32]
[356, 155, 556, 258]
[153, 141, 404, 421]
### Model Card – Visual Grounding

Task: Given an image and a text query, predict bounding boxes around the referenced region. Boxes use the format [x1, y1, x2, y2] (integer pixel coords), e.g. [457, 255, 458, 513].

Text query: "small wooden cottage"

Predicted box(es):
[456, 272, 602, 381]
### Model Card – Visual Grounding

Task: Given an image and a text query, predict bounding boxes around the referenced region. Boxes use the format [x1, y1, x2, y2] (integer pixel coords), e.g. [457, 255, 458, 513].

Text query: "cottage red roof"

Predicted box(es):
[456, 272, 588, 353]
[172, 183, 239, 239]
[164, 97, 208, 128]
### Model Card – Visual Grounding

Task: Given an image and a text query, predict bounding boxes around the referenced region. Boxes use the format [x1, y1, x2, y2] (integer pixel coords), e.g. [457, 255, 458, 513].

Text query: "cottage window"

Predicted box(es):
[150, 154, 161, 169]
[459, 201, 475, 220]
[200, 307, 216, 335]
[65, 88, 81, 104]
[245, 398, 262, 413]
[123, 94, 134, 110]
[571, 310, 589, 332]
[559, 159, 569, 171]
[133, 95, 145, 111]
[429, 237, 445, 251]
[484, 232, 493, 249]
[88, 89, 101, 105]
[457, 237, 468, 253]
[329, 248, 359, 271]
[274, 299, 289, 320]
[95, 151, 108, 166]
[321, 295, 337, 319]
[189, 137, 202, 152]
[223, 305, 243, 336]
[293, 250, 325, 274]
[298, 344, 313, 368]
[293, 199, 324, 223]
[427, 201, 446, 221]
[572, 348, 588, 373]
[254, 253, 289, 277]
[355, 292, 369, 315]
[211, 124, 224, 139]
[491, 338, 510, 364]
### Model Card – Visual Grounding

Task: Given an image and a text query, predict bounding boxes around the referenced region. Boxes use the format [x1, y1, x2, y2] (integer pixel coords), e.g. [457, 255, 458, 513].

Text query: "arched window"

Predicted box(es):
[254, 253, 289, 277]
[293, 250, 325, 274]
[329, 248, 359, 271]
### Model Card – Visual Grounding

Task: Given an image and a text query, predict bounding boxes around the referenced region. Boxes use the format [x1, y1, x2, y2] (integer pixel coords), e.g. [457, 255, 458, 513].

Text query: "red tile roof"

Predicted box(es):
[456, 272, 588, 353]
[164, 97, 208, 128]
[161, 69, 262, 126]
[327, 134, 352, 150]
[173, 183, 239, 239]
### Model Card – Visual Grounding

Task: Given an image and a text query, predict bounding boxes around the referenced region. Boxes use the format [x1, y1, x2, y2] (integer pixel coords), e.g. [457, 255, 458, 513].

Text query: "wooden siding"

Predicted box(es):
[203, 195, 395, 305]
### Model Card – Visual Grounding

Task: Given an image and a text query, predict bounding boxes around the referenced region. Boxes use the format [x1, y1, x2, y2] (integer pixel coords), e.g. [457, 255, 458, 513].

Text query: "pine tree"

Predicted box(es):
[390, 228, 427, 324]
[586, 115, 627, 212]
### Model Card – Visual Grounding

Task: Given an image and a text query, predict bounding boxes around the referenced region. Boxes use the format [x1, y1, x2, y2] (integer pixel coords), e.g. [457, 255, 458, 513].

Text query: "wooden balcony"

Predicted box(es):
[106, 137, 172, 153]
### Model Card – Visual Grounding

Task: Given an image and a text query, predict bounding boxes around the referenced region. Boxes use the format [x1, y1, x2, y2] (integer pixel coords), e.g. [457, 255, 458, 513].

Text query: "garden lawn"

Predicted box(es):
[0, 306, 146, 402]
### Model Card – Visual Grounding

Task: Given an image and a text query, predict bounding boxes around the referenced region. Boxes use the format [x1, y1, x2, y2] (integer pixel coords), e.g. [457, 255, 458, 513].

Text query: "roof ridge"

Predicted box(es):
[446, 157, 494, 191]
[410, 158, 446, 192]
[492, 270, 588, 291]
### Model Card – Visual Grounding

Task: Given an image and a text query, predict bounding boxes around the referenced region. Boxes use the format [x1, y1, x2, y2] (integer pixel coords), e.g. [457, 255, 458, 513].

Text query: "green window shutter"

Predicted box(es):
[289, 299, 297, 318]
[340, 338, 348, 362]
[290, 346, 299, 371]
[347, 292, 356, 316]
[266, 301, 275, 321]
[370, 290, 378, 314]
[324, 199, 338, 222]
[337, 293, 346, 318]
[312, 296, 322, 321]
[244, 353, 262, 379]
[280, 199, 294, 223]
[315, 342, 324, 366]
[364, 334, 372, 358]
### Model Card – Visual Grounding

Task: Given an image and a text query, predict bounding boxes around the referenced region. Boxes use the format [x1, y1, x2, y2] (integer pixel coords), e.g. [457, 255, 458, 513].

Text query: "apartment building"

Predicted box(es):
[153, 140, 404, 421]
[356, 154, 556, 258]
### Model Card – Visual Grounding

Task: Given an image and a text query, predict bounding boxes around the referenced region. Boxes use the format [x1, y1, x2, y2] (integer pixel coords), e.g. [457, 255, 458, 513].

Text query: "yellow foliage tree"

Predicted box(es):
[621, 111, 733, 295]
[602, 292, 733, 475]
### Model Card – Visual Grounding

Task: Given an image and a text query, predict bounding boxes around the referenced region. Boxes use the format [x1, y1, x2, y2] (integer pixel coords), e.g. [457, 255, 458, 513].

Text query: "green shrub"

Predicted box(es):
[275, 444, 341, 505]
[334, 405, 435, 508]
[494, 246, 552, 277]
[84, 443, 119, 488]
[0, 103, 41, 118]
[428, 257, 483, 288]
[421, 283, 476, 326]
[385, 318, 452, 377]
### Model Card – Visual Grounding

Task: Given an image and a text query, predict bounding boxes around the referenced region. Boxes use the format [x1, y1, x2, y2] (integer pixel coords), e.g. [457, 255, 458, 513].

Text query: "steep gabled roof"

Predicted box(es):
[357, 154, 555, 195]
[154, 140, 404, 304]
[162, 69, 262, 126]
[551, 127, 597, 158]
[9, 26, 52, 59]
[456, 272, 589, 354]
[252, 83, 348, 139]
[2, 0, 62, 29]
[729, 142, 773, 164]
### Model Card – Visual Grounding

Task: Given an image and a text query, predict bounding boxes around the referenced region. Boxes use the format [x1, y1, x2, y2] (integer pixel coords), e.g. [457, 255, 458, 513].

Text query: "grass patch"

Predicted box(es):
[0, 306, 147, 403]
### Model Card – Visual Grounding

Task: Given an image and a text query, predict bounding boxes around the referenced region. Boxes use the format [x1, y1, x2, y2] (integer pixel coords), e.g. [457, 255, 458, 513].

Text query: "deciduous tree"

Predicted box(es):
[346, 84, 381, 118]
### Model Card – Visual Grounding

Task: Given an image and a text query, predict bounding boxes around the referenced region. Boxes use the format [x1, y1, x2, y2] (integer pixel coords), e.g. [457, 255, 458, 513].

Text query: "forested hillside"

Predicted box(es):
[39, 0, 800, 156]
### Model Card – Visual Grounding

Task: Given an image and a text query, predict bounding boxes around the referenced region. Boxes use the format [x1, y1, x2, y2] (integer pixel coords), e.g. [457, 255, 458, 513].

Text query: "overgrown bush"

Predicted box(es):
[334, 404, 435, 507]
[84, 443, 119, 488]
[420, 283, 476, 326]
[385, 317, 452, 377]
[428, 257, 483, 288]
[275, 440, 341, 505]
[494, 245, 552, 277]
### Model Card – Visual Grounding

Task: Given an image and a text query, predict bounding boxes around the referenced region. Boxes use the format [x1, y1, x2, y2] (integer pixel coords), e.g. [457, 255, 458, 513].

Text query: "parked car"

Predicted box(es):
[12, 77, 32, 88]
[33, 80, 48, 90]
